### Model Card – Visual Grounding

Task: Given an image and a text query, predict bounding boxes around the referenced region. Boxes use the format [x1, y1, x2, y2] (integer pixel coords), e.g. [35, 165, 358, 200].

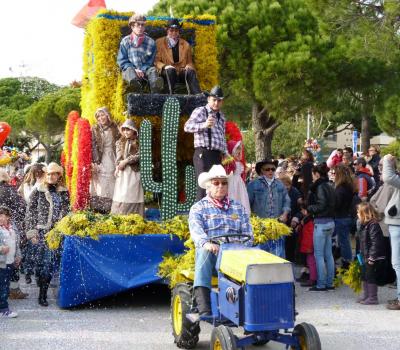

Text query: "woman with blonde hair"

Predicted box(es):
[18, 163, 46, 203]
[334, 164, 356, 269]
[25, 162, 69, 306]
[90, 107, 120, 213]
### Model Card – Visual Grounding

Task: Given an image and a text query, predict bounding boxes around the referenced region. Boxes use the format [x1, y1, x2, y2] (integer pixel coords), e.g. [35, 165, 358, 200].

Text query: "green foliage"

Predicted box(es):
[382, 140, 400, 158]
[25, 87, 81, 140]
[149, 0, 218, 16]
[242, 130, 255, 163]
[272, 118, 307, 157]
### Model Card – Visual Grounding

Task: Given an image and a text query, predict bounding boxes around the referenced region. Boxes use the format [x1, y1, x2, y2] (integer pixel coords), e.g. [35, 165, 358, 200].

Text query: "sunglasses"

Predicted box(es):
[262, 167, 276, 172]
[211, 179, 228, 186]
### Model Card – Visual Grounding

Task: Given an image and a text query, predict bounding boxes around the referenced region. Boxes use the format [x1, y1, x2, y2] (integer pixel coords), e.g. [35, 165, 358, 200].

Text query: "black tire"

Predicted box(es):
[171, 283, 200, 349]
[252, 339, 269, 346]
[291, 322, 321, 350]
[210, 325, 237, 350]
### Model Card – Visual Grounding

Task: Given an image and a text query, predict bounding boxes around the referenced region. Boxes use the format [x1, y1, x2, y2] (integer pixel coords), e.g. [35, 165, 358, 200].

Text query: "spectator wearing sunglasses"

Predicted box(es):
[247, 159, 291, 257]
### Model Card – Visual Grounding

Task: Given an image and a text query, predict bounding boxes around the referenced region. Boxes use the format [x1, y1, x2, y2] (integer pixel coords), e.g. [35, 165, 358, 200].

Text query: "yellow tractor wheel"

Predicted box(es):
[210, 325, 237, 350]
[171, 283, 200, 349]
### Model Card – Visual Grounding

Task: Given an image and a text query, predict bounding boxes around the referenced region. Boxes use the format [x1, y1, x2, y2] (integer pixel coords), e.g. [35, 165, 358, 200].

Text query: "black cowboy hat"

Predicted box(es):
[255, 159, 279, 176]
[204, 85, 225, 100]
[166, 18, 182, 29]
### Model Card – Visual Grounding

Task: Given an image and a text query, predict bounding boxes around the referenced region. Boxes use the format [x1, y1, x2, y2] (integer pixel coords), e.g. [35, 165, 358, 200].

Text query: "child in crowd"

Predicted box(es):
[357, 202, 387, 305]
[111, 119, 144, 216]
[0, 206, 21, 318]
[298, 213, 317, 287]
[225, 140, 250, 215]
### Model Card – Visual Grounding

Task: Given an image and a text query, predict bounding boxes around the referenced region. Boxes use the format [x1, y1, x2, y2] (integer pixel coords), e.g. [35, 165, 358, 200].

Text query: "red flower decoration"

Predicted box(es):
[73, 118, 92, 211]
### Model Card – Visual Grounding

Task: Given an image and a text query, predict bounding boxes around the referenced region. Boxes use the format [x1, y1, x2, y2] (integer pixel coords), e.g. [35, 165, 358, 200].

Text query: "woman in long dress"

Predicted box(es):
[111, 119, 144, 216]
[90, 107, 120, 213]
[225, 140, 250, 215]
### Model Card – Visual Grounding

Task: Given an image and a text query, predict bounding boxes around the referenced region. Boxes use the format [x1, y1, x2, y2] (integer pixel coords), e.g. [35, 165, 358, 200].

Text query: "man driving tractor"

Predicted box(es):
[188, 165, 253, 316]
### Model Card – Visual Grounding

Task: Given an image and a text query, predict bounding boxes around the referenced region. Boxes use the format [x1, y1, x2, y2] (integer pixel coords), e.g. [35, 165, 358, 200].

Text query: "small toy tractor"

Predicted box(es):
[171, 233, 321, 349]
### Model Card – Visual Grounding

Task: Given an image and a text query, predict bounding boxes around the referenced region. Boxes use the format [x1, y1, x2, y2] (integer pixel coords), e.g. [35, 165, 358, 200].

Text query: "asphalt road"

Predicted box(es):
[1, 278, 399, 350]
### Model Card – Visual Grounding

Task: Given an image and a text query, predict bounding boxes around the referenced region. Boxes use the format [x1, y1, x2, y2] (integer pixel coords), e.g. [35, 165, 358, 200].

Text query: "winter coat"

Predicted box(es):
[334, 184, 353, 218]
[383, 157, 400, 226]
[155, 37, 195, 73]
[0, 225, 21, 268]
[91, 123, 120, 165]
[359, 220, 386, 262]
[299, 216, 314, 254]
[370, 182, 395, 237]
[307, 178, 335, 218]
[115, 137, 140, 172]
[0, 182, 26, 233]
[355, 167, 375, 199]
[25, 183, 70, 239]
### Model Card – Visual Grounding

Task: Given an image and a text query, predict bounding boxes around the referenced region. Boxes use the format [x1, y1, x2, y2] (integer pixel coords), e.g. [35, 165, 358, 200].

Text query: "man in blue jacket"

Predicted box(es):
[247, 159, 291, 257]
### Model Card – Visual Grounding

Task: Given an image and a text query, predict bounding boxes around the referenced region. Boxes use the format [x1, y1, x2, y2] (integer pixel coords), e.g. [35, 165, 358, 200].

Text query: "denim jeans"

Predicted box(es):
[388, 225, 400, 300]
[194, 248, 218, 289]
[0, 265, 12, 311]
[313, 220, 335, 289]
[334, 217, 353, 262]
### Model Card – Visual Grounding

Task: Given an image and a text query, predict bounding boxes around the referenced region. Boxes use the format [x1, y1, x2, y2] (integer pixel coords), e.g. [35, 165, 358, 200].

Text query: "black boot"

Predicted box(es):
[194, 287, 211, 316]
[38, 277, 50, 307]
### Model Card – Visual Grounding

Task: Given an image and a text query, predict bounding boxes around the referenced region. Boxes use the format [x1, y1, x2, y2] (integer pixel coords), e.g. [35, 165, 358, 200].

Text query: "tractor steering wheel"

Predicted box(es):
[209, 233, 252, 245]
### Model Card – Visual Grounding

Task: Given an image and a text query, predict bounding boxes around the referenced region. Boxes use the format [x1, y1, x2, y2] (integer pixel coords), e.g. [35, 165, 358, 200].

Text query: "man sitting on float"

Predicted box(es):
[117, 14, 164, 93]
[188, 165, 253, 316]
[155, 19, 201, 95]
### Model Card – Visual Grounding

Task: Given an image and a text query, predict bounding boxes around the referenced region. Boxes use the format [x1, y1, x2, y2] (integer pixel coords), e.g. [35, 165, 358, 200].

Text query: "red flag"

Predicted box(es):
[71, 0, 106, 28]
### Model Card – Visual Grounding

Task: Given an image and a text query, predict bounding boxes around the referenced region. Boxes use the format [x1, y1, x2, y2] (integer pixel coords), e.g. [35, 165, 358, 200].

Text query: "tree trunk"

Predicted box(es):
[42, 143, 52, 164]
[251, 102, 280, 161]
[361, 114, 370, 155]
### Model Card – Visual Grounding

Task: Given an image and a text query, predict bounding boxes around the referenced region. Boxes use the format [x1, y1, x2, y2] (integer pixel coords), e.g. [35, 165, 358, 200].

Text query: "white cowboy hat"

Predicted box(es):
[198, 164, 228, 189]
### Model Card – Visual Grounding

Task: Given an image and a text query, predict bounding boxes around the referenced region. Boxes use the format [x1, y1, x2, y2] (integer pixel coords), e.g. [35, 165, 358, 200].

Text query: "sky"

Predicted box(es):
[0, 0, 159, 86]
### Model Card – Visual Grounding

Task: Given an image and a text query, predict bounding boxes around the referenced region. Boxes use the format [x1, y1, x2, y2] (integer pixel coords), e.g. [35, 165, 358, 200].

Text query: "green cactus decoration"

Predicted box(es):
[140, 97, 196, 220]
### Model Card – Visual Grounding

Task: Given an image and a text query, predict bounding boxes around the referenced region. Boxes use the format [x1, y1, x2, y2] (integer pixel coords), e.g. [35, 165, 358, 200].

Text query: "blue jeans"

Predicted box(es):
[313, 220, 335, 289]
[388, 225, 400, 300]
[335, 217, 353, 262]
[0, 265, 12, 311]
[194, 248, 218, 289]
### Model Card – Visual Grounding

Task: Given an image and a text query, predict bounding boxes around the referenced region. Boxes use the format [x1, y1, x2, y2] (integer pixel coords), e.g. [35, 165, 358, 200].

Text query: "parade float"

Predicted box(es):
[54, 10, 291, 308]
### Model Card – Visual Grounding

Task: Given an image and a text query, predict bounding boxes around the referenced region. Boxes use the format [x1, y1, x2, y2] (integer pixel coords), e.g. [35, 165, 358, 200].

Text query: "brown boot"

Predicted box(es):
[356, 282, 368, 303]
[9, 288, 29, 299]
[360, 283, 378, 305]
[387, 300, 400, 310]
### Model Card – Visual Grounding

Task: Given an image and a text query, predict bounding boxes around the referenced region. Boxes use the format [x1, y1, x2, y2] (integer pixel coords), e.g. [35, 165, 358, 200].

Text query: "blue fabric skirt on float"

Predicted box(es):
[57, 234, 184, 308]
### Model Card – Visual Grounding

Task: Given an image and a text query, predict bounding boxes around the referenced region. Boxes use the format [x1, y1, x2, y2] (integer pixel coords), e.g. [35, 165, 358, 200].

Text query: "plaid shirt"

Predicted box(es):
[184, 105, 227, 154]
[117, 34, 156, 72]
[189, 196, 253, 248]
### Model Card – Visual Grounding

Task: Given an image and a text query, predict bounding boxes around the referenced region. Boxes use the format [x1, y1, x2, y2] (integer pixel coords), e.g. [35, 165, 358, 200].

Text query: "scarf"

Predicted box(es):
[207, 195, 230, 211]
[167, 37, 179, 48]
[130, 34, 145, 48]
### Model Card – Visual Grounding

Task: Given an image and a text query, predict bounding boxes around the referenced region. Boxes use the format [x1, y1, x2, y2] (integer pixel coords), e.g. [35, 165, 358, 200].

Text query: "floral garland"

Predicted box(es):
[73, 118, 92, 211]
[46, 212, 191, 250]
[69, 124, 79, 208]
[158, 216, 291, 288]
[63, 111, 80, 191]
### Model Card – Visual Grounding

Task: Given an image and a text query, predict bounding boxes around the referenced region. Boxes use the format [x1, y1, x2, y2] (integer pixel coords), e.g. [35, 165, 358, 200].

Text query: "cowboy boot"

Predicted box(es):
[38, 277, 50, 307]
[360, 283, 378, 305]
[356, 281, 368, 303]
[194, 287, 211, 316]
[9, 287, 29, 299]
